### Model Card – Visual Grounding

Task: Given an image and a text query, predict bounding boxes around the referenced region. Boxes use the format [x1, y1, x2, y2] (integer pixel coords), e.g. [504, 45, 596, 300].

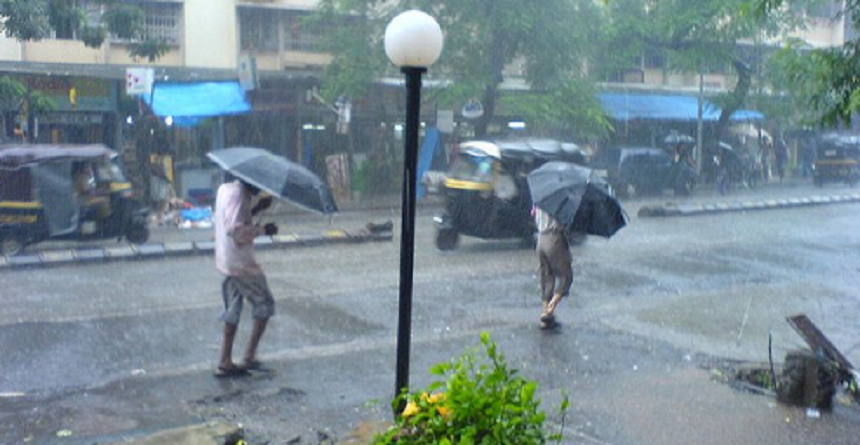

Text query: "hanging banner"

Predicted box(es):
[437, 109, 454, 133]
[126, 68, 154, 96]
[238, 53, 258, 91]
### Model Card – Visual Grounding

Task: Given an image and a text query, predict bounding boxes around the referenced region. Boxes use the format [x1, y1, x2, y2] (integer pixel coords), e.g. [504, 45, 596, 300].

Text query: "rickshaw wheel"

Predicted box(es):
[0, 235, 25, 257]
[126, 224, 150, 245]
[435, 228, 459, 251]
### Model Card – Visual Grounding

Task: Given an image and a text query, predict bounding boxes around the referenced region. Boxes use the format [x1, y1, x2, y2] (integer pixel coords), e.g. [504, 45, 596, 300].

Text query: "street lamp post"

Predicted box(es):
[384, 10, 444, 413]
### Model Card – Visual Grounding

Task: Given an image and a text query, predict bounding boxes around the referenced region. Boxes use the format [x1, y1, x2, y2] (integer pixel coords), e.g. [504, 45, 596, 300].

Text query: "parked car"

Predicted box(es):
[590, 146, 696, 197]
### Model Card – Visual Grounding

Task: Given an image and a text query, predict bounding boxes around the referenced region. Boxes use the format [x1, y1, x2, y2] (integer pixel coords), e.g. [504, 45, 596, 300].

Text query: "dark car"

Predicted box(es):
[590, 146, 696, 197]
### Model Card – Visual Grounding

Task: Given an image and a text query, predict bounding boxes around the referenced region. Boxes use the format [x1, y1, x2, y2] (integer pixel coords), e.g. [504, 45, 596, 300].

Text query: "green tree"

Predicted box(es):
[312, 0, 611, 140]
[597, 0, 801, 141]
[0, 0, 169, 62]
[753, 0, 859, 126]
[0, 76, 55, 143]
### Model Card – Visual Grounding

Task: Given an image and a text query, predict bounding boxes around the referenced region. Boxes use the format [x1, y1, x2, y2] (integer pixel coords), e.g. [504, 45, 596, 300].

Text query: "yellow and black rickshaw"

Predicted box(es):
[812, 134, 860, 187]
[433, 138, 587, 250]
[0, 144, 150, 256]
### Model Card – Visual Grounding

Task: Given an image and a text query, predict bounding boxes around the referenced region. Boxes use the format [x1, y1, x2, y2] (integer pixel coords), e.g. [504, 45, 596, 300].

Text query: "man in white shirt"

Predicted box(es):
[213, 176, 279, 377]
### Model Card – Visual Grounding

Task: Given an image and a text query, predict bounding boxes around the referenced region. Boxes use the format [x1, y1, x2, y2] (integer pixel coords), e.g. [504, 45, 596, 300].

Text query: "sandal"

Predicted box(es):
[214, 365, 251, 378]
[240, 359, 263, 371]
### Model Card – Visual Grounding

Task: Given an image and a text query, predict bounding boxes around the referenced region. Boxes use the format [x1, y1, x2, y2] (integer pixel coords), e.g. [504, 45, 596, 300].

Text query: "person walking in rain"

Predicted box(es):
[213, 174, 279, 377]
[533, 205, 572, 329]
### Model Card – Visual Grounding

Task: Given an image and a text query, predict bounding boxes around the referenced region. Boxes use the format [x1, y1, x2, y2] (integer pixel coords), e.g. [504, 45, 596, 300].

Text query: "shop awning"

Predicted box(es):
[142, 81, 251, 127]
[598, 93, 763, 122]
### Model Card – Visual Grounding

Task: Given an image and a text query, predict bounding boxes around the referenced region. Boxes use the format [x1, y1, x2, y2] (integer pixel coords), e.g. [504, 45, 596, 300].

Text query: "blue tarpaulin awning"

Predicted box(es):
[141, 81, 251, 127]
[598, 93, 763, 122]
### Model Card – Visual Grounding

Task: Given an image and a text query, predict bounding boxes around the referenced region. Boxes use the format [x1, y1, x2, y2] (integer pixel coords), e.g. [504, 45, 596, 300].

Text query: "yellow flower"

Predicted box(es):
[402, 401, 420, 418]
[427, 392, 445, 404]
[402, 392, 451, 418]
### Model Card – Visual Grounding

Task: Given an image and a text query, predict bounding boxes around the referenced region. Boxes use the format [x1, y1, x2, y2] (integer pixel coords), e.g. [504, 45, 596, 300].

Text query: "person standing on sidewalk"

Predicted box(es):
[533, 205, 572, 329]
[213, 175, 279, 377]
[775, 137, 789, 182]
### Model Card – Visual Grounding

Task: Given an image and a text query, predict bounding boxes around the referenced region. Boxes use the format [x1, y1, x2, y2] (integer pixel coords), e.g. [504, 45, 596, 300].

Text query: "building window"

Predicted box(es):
[283, 13, 324, 52]
[139, 2, 181, 44]
[64, 0, 183, 45]
[239, 8, 279, 51]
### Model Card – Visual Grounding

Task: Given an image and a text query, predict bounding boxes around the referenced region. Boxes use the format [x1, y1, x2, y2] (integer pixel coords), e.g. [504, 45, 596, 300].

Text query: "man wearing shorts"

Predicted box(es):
[533, 205, 572, 329]
[214, 176, 278, 377]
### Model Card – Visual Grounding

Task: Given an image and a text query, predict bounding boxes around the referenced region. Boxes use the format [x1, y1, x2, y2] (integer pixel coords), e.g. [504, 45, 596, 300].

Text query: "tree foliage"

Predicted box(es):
[0, 0, 169, 62]
[312, 0, 611, 140]
[596, 0, 803, 140]
[0, 76, 27, 113]
[754, 0, 860, 126]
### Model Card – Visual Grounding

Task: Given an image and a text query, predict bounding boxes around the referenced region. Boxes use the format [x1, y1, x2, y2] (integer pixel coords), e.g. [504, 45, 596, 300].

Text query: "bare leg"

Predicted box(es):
[219, 323, 238, 369]
[243, 318, 268, 364]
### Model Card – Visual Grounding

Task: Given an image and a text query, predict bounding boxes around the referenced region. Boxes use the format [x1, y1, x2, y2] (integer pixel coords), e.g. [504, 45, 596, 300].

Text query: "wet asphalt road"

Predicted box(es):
[1, 180, 860, 444]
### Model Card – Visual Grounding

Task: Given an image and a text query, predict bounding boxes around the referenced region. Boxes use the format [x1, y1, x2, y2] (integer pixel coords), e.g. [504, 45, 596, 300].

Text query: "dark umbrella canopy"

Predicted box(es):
[207, 147, 338, 215]
[527, 161, 626, 238]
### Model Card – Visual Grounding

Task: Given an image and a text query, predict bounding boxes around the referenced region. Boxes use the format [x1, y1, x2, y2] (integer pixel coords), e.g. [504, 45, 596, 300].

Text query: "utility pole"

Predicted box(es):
[696, 67, 704, 177]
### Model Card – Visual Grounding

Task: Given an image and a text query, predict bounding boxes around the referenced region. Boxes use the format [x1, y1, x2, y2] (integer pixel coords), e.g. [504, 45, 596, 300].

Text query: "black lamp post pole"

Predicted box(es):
[395, 66, 426, 412]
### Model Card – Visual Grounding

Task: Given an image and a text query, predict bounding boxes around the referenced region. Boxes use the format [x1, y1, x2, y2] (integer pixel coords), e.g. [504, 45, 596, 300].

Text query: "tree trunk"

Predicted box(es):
[474, 3, 506, 139]
[714, 58, 752, 143]
[474, 83, 497, 139]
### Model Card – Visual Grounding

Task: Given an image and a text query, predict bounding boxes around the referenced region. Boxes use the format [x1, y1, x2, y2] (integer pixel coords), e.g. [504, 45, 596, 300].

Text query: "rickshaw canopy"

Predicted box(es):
[460, 138, 586, 164]
[0, 144, 117, 170]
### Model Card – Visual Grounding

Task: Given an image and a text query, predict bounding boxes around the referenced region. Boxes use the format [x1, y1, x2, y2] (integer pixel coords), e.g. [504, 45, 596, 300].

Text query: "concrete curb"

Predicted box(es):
[0, 229, 393, 271]
[638, 192, 860, 218]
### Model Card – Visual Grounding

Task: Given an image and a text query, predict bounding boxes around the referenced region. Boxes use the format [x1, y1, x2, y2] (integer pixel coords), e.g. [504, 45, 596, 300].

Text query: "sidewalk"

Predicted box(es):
[0, 194, 417, 271]
[635, 177, 860, 217]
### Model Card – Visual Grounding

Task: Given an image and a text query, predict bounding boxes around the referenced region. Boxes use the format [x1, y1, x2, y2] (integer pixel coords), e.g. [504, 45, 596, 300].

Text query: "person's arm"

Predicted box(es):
[228, 204, 278, 243]
[251, 196, 273, 216]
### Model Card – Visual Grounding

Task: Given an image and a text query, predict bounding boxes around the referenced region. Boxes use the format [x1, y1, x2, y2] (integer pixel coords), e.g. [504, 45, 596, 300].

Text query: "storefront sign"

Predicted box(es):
[126, 68, 154, 96]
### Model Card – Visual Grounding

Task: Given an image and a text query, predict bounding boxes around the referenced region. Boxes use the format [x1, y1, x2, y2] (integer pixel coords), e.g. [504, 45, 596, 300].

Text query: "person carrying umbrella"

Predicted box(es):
[527, 161, 627, 330]
[533, 205, 572, 330]
[213, 174, 279, 377]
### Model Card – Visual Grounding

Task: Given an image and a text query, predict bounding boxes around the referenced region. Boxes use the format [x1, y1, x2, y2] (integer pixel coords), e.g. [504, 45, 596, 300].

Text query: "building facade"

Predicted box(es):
[0, 1, 851, 195]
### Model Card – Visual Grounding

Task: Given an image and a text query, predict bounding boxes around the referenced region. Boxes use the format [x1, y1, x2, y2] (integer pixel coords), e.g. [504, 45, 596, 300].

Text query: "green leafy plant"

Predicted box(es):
[102, 4, 144, 40]
[374, 332, 567, 444]
[129, 38, 171, 63]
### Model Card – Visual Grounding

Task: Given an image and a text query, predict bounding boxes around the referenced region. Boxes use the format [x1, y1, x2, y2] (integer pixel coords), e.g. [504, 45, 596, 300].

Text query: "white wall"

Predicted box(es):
[0, 34, 22, 61]
[184, 0, 237, 69]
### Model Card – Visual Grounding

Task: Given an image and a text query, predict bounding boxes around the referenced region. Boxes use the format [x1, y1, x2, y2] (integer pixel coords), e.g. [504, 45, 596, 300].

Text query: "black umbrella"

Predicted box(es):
[207, 147, 338, 215]
[527, 161, 626, 238]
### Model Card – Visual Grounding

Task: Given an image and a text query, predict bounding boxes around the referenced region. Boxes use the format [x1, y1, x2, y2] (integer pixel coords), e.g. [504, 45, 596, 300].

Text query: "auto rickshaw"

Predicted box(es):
[433, 138, 587, 250]
[0, 144, 150, 256]
[812, 134, 860, 187]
